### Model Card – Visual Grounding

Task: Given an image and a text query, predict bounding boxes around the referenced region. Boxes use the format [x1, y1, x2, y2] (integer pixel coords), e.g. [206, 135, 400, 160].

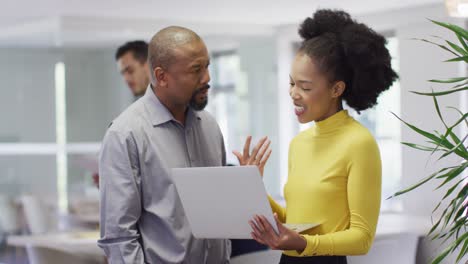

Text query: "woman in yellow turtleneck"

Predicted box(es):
[243, 9, 398, 264]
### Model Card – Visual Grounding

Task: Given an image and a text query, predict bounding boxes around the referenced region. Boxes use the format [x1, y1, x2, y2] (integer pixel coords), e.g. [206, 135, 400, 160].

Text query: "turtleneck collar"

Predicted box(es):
[313, 110, 351, 135]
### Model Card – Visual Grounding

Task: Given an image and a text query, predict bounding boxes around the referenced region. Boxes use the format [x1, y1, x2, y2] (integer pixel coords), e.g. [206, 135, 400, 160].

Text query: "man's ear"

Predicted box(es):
[154, 67, 168, 87]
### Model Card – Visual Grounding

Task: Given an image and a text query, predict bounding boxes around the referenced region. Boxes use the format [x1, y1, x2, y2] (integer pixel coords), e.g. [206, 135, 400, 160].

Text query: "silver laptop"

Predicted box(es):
[171, 166, 279, 239]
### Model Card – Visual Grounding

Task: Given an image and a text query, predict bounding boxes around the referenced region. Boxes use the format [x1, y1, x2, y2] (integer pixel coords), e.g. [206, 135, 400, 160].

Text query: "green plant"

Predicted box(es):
[389, 20, 467, 264]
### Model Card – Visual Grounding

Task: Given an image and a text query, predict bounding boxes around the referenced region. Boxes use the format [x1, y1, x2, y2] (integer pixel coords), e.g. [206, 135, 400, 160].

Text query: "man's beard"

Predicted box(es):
[189, 84, 210, 111]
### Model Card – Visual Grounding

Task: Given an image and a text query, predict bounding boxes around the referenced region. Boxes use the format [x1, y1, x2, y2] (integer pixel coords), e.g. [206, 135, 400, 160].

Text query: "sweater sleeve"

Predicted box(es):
[268, 196, 286, 223]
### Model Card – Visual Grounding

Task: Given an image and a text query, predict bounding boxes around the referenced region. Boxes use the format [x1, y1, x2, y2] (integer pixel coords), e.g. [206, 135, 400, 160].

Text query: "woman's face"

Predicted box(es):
[289, 52, 344, 124]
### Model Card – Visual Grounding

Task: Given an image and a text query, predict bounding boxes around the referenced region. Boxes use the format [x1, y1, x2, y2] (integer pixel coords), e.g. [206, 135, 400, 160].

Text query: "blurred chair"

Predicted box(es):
[348, 233, 419, 264]
[0, 195, 19, 235]
[19, 196, 50, 235]
[0, 195, 26, 264]
[0, 195, 19, 252]
[26, 246, 103, 264]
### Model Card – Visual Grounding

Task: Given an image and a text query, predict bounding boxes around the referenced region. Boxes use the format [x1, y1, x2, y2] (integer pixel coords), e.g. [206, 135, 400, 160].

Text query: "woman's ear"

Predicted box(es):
[332, 81, 346, 98]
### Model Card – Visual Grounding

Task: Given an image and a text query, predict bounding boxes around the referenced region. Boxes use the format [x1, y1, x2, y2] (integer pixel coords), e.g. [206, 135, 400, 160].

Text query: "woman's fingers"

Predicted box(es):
[255, 139, 271, 164]
[254, 215, 267, 233]
[250, 221, 269, 245]
[251, 232, 266, 245]
[259, 215, 278, 238]
[249, 220, 263, 235]
[242, 136, 252, 159]
[232, 151, 243, 164]
[250, 137, 268, 163]
[273, 213, 286, 233]
[259, 149, 272, 169]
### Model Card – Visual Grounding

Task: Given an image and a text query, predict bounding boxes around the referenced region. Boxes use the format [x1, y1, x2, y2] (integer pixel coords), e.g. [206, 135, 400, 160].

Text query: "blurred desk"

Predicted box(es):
[70, 197, 100, 226]
[71, 213, 100, 225]
[7, 230, 104, 262]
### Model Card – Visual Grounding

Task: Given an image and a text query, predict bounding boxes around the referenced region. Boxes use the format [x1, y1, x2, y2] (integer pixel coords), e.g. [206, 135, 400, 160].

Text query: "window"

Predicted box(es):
[205, 50, 247, 165]
[0, 47, 125, 213]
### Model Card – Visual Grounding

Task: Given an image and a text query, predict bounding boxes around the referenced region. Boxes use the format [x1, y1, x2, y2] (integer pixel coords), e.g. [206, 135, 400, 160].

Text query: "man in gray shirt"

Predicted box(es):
[98, 26, 270, 263]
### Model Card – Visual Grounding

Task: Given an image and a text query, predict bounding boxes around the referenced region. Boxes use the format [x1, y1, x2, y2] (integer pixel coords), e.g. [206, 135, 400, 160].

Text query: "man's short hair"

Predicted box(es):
[115, 40, 148, 64]
[148, 26, 201, 72]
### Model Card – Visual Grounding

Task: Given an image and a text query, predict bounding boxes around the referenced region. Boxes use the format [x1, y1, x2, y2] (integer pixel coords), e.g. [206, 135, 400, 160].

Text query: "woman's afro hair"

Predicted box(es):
[298, 9, 398, 112]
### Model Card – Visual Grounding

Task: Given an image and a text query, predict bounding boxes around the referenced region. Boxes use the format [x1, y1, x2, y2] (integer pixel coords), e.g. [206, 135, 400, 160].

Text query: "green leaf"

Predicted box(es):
[429, 214, 443, 237]
[432, 201, 442, 214]
[446, 40, 468, 56]
[439, 218, 465, 245]
[428, 77, 468, 83]
[457, 238, 468, 263]
[441, 178, 465, 200]
[435, 163, 468, 184]
[435, 163, 468, 179]
[438, 135, 468, 161]
[411, 86, 468, 96]
[430, 20, 468, 40]
[454, 183, 468, 204]
[432, 245, 452, 264]
[401, 142, 440, 152]
[415, 38, 459, 57]
[431, 94, 451, 157]
[394, 113, 467, 159]
[447, 107, 468, 127]
[388, 167, 452, 199]
[442, 200, 460, 231]
[453, 196, 467, 220]
[392, 113, 456, 149]
[456, 34, 468, 52]
[429, 195, 462, 239]
[453, 218, 467, 240]
[431, 94, 448, 132]
[452, 81, 468, 89]
[442, 195, 466, 231]
[451, 233, 468, 263]
[445, 56, 468, 62]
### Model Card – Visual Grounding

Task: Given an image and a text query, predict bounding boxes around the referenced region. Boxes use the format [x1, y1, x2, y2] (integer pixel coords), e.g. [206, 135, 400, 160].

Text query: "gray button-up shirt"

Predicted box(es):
[98, 86, 230, 264]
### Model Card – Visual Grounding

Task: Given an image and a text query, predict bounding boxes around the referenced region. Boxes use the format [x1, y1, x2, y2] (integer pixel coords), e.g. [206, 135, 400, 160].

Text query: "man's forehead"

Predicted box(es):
[177, 39, 207, 53]
[159, 40, 208, 71]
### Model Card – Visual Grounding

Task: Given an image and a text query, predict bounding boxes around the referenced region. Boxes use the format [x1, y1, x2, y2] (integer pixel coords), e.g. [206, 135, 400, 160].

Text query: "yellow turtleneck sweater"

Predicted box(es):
[269, 110, 381, 257]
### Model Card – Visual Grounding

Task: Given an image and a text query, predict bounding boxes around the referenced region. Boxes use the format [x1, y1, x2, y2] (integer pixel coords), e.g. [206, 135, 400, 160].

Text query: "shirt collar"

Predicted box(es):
[143, 84, 201, 127]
